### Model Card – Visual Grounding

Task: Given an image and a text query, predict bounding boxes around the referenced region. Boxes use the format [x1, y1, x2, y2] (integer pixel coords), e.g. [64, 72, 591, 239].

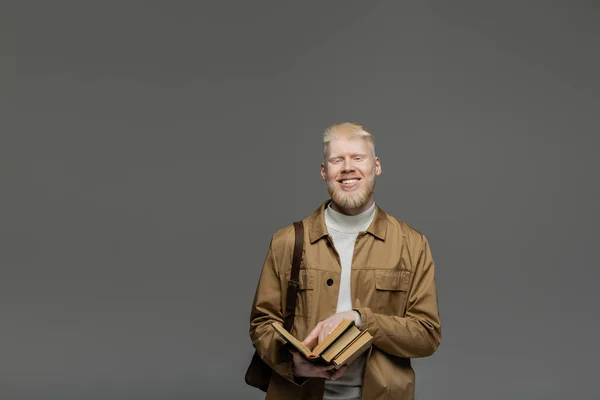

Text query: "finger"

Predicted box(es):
[319, 329, 329, 343]
[302, 334, 319, 350]
[300, 363, 328, 379]
[320, 366, 339, 379]
[317, 324, 328, 344]
[319, 324, 332, 344]
[306, 363, 333, 377]
[302, 324, 322, 348]
[328, 365, 349, 380]
[314, 363, 336, 372]
[319, 368, 335, 379]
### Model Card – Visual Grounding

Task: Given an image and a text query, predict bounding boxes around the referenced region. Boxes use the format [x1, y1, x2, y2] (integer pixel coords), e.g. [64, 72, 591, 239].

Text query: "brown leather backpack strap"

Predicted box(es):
[245, 220, 305, 392]
[283, 221, 304, 331]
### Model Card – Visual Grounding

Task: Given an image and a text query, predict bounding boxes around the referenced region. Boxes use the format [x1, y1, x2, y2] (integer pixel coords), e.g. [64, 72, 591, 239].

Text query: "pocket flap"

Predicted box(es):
[375, 270, 409, 291]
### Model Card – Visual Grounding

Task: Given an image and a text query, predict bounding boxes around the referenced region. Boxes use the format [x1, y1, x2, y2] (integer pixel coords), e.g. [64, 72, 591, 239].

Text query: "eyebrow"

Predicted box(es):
[328, 153, 368, 161]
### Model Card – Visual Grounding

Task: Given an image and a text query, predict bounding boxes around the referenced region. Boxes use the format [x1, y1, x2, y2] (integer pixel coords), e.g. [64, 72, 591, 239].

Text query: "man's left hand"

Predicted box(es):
[302, 311, 360, 348]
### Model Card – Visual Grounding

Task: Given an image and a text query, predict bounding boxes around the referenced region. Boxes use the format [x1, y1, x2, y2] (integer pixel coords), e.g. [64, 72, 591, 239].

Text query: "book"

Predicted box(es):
[271, 319, 373, 370]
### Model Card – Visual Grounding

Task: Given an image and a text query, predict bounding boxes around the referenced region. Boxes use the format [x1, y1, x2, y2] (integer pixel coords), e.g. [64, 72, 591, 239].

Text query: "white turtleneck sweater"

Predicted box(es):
[322, 201, 376, 400]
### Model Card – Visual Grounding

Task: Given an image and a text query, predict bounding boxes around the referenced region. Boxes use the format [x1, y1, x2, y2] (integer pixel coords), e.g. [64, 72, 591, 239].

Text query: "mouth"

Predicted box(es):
[337, 178, 361, 189]
[338, 177, 361, 183]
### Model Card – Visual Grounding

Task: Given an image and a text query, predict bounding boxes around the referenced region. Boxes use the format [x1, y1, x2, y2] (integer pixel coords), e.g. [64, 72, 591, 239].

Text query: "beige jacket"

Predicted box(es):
[249, 200, 441, 399]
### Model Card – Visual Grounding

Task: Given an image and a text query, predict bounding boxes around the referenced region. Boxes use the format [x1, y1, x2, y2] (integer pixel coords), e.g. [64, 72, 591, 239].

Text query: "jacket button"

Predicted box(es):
[327, 278, 334, 286]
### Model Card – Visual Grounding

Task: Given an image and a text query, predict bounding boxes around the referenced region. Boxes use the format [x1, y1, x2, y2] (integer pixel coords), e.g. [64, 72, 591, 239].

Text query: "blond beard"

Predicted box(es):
[326, 172, 376, 210]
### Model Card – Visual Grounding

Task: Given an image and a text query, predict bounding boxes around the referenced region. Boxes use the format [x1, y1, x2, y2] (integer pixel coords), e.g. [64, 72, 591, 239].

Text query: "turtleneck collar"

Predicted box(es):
[324, 201, 376, 234]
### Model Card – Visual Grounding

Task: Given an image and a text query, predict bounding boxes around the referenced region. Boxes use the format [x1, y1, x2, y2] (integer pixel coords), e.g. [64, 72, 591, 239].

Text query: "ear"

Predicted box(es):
[320, 163, 326, 181]
[375, 157, 382, 176]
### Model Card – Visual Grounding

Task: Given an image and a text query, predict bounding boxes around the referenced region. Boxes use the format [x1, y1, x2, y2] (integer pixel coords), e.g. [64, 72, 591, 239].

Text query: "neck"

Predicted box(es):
[329, 197, 375, 216]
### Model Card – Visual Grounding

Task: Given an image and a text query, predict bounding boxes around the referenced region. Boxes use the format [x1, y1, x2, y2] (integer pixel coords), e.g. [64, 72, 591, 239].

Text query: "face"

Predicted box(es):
[320, 136, 382, 215]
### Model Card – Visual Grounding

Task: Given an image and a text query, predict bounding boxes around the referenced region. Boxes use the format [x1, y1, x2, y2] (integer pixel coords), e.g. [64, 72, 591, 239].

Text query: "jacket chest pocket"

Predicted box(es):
[373, 269, 410, 316]
[283, 269, 315, 320]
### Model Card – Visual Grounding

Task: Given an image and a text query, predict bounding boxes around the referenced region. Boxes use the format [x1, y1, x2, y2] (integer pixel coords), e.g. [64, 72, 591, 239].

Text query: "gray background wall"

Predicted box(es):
[2, 1, 599, 399]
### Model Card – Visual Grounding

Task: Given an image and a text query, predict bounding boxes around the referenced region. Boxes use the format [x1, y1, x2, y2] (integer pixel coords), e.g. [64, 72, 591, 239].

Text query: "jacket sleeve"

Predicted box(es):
[354, 234, 441, 358]
[248, 236, 305, 386]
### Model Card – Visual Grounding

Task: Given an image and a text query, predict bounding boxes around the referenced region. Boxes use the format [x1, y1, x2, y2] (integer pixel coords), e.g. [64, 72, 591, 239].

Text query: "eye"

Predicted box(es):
[353, 156, 363, 161]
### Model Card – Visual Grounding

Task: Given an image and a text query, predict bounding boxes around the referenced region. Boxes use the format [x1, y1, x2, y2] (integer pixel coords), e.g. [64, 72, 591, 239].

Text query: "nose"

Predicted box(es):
[341, 158, 356, 172]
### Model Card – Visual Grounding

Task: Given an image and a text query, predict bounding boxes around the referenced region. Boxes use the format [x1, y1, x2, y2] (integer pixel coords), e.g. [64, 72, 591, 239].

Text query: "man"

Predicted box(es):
[248, 122, 441, 399]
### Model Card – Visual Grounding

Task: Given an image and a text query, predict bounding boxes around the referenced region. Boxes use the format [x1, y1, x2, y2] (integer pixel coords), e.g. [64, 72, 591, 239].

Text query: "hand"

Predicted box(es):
[302, 311, 360, 348]
[290, 349, 349, 379]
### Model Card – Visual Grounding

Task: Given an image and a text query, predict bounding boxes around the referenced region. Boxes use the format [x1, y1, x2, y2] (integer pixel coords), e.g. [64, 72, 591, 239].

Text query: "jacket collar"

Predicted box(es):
[307, 199, 388, 243]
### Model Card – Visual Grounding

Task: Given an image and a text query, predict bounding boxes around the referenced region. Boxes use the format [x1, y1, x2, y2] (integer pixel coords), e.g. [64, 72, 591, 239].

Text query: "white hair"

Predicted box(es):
[322, 122, 375, 159]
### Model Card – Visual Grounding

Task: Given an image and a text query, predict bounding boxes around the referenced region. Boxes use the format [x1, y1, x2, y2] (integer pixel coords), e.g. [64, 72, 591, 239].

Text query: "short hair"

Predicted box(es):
[322, 122, 375, 159]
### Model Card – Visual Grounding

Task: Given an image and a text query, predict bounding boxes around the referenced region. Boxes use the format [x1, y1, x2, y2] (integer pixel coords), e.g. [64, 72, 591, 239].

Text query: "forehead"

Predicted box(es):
[326, 136, 371, 157]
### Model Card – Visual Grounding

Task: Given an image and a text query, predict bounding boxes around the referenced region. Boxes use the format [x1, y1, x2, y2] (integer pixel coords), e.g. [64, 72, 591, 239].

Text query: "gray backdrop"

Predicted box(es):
[2, 1, 599, 399]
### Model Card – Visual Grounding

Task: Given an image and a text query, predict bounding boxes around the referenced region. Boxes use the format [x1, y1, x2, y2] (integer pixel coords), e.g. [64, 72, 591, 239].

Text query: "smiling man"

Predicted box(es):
[248, 123, 441, 399]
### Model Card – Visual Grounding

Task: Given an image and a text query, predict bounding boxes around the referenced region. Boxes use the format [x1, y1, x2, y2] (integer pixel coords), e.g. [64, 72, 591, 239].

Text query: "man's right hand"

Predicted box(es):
[290, 350, 348, 380]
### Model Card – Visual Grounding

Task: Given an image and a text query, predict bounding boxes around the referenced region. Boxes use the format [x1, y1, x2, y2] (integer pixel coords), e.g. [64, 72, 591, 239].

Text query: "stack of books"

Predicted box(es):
[271, 319, 373, 370]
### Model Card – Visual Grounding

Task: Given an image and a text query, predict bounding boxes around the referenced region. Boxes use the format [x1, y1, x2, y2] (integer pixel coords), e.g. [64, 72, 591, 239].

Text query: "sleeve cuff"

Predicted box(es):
[353, 307, 372, 331]
[354, 310, 362, 327]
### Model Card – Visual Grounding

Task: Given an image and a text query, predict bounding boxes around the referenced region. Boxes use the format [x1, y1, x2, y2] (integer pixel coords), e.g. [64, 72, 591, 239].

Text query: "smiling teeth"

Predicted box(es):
[342, 179, 358, 183]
